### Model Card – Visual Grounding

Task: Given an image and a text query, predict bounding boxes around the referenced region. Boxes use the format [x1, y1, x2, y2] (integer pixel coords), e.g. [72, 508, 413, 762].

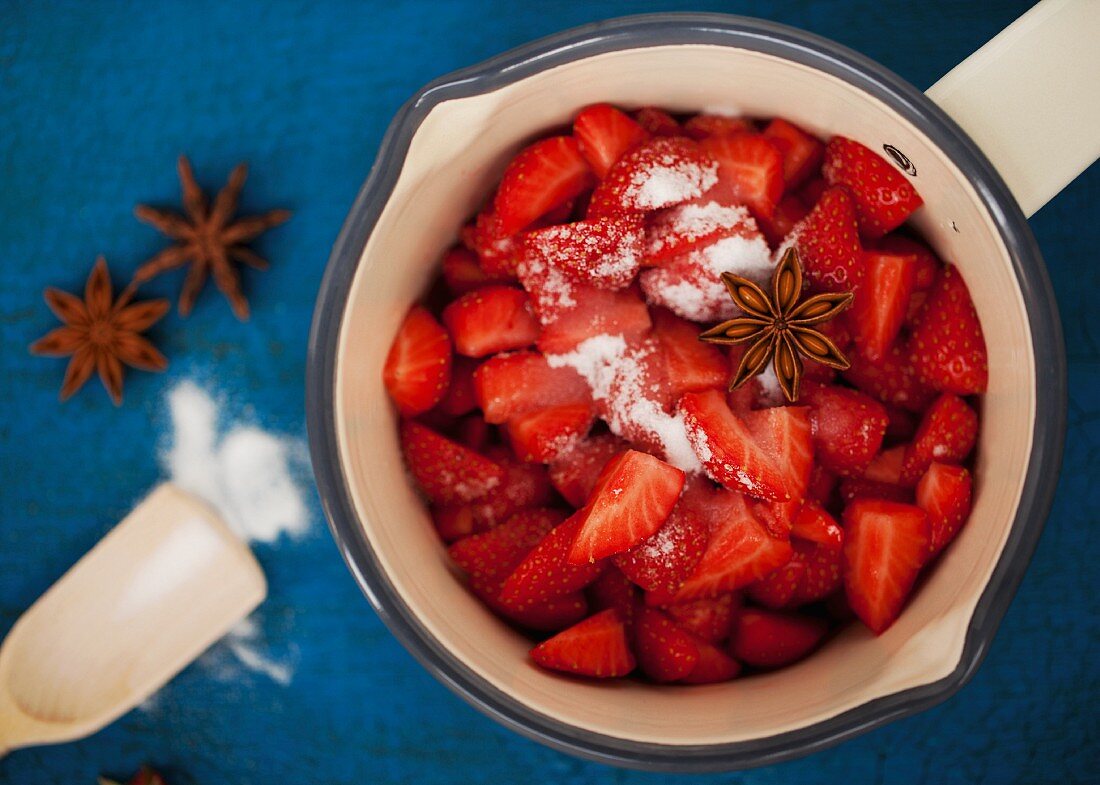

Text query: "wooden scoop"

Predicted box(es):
[0, 483, 266, 756]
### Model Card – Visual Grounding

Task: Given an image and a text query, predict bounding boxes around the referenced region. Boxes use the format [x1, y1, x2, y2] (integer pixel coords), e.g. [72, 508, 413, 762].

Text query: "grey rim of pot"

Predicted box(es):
[306, 13, 1067, 773]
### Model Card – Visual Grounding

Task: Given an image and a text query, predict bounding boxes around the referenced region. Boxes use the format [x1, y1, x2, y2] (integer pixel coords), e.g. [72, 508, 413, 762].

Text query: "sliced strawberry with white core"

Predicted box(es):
[494, 136, 594, 236]
[643, 200, 756, 265]
[573, 103, 650, 179]
[530, 608, 635, 677]
[851, 250, 917, 362]
[506, 403, 596, 463]
[442, 285, 539, 357]
[474, 351, 591, 424]
[916, 462, 973, 556]
[382, 306, 452, 416]
[699, 133, 785, 219]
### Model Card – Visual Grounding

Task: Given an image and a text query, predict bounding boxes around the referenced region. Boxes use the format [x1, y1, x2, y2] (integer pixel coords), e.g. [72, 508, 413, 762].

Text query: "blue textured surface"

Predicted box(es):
[1, 1, 1096, 783]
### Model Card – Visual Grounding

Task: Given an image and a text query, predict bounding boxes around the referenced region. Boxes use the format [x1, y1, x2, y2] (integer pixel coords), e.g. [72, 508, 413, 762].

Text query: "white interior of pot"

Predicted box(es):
[332, 45, 1035, 745]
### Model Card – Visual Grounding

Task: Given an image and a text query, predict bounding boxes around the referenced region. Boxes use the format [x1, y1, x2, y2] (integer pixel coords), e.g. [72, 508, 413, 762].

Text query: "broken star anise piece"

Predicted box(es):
[30, 256, 169, 405]
[132, 156, 291, 320]
[699, 246, 853, 402]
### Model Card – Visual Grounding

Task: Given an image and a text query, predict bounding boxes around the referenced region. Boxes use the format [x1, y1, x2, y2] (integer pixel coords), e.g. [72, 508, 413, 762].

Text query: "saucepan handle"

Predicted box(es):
[925, 0, 1100, 218]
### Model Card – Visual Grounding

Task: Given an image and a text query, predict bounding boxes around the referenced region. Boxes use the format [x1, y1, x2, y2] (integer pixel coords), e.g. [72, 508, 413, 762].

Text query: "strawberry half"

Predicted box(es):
[529, 281, 653, 355]
[762, 118, 824, 188]
[474, 351, 591, 424]
[661, 594, 739, 644]
[383, 306, 452, 416]
[548, 433, 629, 507]
[587, 137, 718, 218]
[901, 393, 978, 484]
[493, 136, 594, 236]
[804, 384, 889, 477]
[843, 498, 930, 634]
[500, 514, 606, 611]
[851, 250, 917, 362]
[651, 307, 730, 400]
[729, 609, 828, 668]
[476, 586, 589, 632]
[822, 136, 923, 238]
[506, 403, 596, 463]
[523, 215, 644, 290]
[442, 285, 539, 357]
[683, 113, 754, 140]
[399, 420, 505, 504]
[530, 608, 636, 678]
[874, 233, 940, 290]
[916, 462, 973, 557]
[635, 607, 700, 682]
[791, 539, 844, 605]
[613, 503, 708, 594]
[908, 265, 988, 395]
[573, 103, 650, 178]
[699, 134, 785, 219]
[790, 186, 864, 293]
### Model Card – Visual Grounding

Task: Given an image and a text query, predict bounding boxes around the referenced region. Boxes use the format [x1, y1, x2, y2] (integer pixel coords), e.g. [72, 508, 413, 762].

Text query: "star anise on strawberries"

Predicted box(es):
[30, 256, 169, 405]
[700, 246, 853, 402]
[132, 156, 290, 320]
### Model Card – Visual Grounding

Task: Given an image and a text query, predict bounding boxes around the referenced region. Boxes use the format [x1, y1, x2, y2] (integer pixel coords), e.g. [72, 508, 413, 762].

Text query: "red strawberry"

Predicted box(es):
[643, 200, 754, 264]
[574, 103, 650, 178]
[478, 586, 589, 632]
[500, 515, 606, 610]
[455, 413, 492, 451]
[464, 448, 554, 526]
[530, 608, 635, 677]
[435, 356, 479, 417]
[900, 394, 978, 484]
[613, 504, 708, 594]
[762, 118, 824, 188]
[462, 209, 524, 277]
[791, 539, 844, 604]
[883, 404, 918, 440]
[822, 136, 923, 238]
[432, 504, 477, 543]
[756, 195, 809, 248]
[506, 403, 596, 463]
[916, 462, 973, 556]
[533, 282, 653, 355]
[441, 246, 508, 295]
[661, 594, 739, 643]
[747, 558, 806, 609]
[548, 433, 629, 507]
[474, 351, 591, 424]
[875, 234, 939, 290]
[859, 444, 908, 485]
[730, 609, 828, 668]
[448, 508, 566, 583]
[399, 420, 505, 504]
[908, 265, 988, 395]
[635, 607, 700, 681]
[383, 307, 452, 416]
[634, 106, 682, 137]
[651, 307, 730, 399]
[523, 216, 644, 289]
[587, 566, 639, 626]
[587, 137, 718, 218]
[568, 450, 686, 564]
[790, 186, 864, 293]
[798, 177, 828, 208]
[851, 250, 917, 362]
[683, 113, 754, 140]
[751, 498, 800, 540]
[680, 637, 742, 683]
[790, 501, 844, 549]
[844, 341, 936, 412]
[804, 384, 888, 476]
[842, 498, 930, 633]
[493, 136, 594, 236]
[838, 477, 913, 505]
[442, 286, 539, 357]
[699, 134, 785, 219]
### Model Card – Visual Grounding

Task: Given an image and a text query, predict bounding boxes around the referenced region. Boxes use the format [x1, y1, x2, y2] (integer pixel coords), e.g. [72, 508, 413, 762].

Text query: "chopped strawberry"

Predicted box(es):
[435, 356, 479, 417]
[751, 507, 844, 607]
[730, 609, 828, 668]
[900, 394, 978, 484]
[661, 594, 739, 643]
[680, 637, 742, 683]
[844, 341, 936, 412]
[683, 113, 754, 140]
[752, 497, 801, 540]
[442, 286, 539, 357]
[383, 306, 452, 416]
[573, 103, 650, 178]
[462, 209, 523, 277]
[462, 449, 555, 529]
[523, 216, 644, 289]
[875, 234, 939, 290]
[432, 504, 477, 543]
[399, 420, 505, 504]
[864, 444, 906, 483]
[908, 265, 988, 395]
[883, 404, 918, 440]
[762, 118, 824, 188]
[838, 477, 913, 505]
[635, 607, 700, 681]
[534, 283, 653, 355]
[790, 186, 864, 293]
[790, 502, 844, 549]
[494, 136, 594, 236]
[822, 136, 923, 238]
[500, 515, 606, 611]
[699, 133, 785, 219]
[448, 508, 566, 584]
[473, 351, 591, 424]
[455, 413, 492, 451]
[568, 450, 685, 564]
[548, 433, 629, 508]
[804, 384, 888, 476]
[643, 200, 754, 264]
[851, 250, 917, 362]
[651, 307, 730, 399]
[634, 107, 682, 137]
[530, 608, 635, 677]
[587, 137, 718, 218]
[587, 566, 639, 626]
[614, 503, 708, 594]
[506, 403, 596, 463]
[916, 462, 973, 556]
[842, 499, 930, 634]
[807, 464, 838, 505]
[747, 558, 805, 609]
[441, 246, 508, 294]
[791, 539, 844, 604]
[756, 195, 809, 248]
[478, 586, 589, 632]
[798, 177, 828, 208]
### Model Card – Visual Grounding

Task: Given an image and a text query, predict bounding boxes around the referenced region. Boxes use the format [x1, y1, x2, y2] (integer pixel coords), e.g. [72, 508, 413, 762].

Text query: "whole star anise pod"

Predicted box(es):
[29, 257, 169, 405]
[700, 246, 853, 402]
[132, 156, 290, 320]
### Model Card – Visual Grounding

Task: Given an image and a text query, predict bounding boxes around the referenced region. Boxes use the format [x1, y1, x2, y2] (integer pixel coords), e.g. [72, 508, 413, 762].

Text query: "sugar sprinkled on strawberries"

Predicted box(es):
[627, 153, 718, 211]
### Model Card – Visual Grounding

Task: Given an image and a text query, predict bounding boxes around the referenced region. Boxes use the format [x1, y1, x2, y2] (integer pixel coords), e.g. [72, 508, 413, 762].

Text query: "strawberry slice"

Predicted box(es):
[523, 216, 644, 289]
[383, 306, 452, 416]
[473, 351, 591, 424]
[441, 246, 509, 295]
[434, 356, 478, 417]
[448, 508, 566, 584]
[844, 341, 936, 412]
[680, 636, 742, 683]
[493, 136, 594, 236]
[762, 118, 824, 188]
[865, 444, 907, 483]
[729, 609, 828, 668]
[851, 250, 917, 362]
[874, 234, 939, 290]
[699, 134, 785, 219]
[442, 285, 539, 357]
[756, 194, 809, 248]
[750, 507, 844, 608]
[842, 498, 930, 634]
[789, 186, 864, 293]
[634, 107, 682, 137]
[399, 420, 505, 504]
[462, 209, 524, 278]
[643, 200, 755, 264]
[613, 503, 708, 593]
[790, 502, 844, 549]
[683, 113, 754, 140]
[900, 393, 978, 484]
[838, 478, 913, 505]
[916, 462, 973, 556]
[506, 403, 596, 463]
[908, 265, 988, 395]
[587, 137, 718, 218]
[568, 450, 686, 564]
[587, 566, 639, 627]
[573, 103, 650, 178]
[530, 608, 635, 678]
[548, 433, 629, 507]
[661, 594, 739, 643]
[635, 607, 700, 681]
[822, 136, 923, 238]
[651, 307, 730, 399]
[804, 384, 888, 476]
[500, 515, 606, 611]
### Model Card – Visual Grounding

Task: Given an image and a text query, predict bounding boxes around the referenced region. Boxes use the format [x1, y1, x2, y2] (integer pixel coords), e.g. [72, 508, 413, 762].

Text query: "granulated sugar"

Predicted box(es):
[623, 152, 718, 212]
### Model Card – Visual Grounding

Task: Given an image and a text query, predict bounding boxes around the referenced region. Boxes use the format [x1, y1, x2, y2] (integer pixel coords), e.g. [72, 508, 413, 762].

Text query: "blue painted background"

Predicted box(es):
[1, 1, 1097, 782]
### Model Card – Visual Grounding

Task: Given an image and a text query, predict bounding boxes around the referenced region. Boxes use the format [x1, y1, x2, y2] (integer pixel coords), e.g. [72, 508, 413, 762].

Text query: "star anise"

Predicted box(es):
[700, 246, 853, 402]
[29, 256, 169, 405]
[132, 156, 290, 320]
